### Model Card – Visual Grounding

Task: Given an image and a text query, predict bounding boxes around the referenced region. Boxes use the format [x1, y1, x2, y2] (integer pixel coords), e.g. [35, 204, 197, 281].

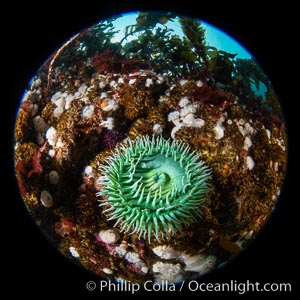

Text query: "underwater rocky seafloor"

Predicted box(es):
[14, 12, 287, 284]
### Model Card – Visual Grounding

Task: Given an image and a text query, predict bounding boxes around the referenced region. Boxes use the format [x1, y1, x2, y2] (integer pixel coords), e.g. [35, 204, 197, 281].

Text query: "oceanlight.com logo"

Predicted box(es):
[86, 280, 292, 294]
[186, 280, 292, 294]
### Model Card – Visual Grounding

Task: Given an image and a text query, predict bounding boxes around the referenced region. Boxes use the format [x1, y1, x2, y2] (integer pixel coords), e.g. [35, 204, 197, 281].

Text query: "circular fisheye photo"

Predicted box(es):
[14, 11, 287, 285]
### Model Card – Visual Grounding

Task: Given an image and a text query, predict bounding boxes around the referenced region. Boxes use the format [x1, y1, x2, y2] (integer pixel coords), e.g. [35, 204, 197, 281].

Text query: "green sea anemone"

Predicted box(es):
[97, 135, 212, 243]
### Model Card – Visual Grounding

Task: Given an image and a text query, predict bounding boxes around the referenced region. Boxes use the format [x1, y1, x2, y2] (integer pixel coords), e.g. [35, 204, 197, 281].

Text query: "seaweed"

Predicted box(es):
[78, 17, 120, 56]
[207, 48, 237, 85]
[121, 12, 176, 43]
[121, 16, 209, 76]
[179, 17, 208, 66]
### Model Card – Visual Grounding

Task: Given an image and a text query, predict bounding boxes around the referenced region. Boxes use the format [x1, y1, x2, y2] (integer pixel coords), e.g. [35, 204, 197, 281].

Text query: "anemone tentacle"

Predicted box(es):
[97, 135, 212, 243]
